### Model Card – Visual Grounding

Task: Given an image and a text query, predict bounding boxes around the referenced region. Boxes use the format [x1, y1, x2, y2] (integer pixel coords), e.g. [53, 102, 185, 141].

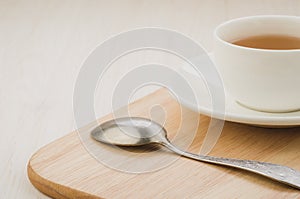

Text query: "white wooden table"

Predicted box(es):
[0, 1, 299, 198]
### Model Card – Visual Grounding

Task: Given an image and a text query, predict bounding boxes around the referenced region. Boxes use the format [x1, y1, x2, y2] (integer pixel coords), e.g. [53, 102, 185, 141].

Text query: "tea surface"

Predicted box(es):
[232, 35, 300, 50]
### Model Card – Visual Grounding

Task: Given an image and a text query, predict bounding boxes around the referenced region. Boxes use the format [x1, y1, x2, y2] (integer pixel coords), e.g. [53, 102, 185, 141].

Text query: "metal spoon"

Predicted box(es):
[91, 117, 300, 189]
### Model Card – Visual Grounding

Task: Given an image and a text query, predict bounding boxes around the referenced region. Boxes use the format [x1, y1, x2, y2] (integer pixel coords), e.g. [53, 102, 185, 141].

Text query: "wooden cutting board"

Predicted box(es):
[28, 89, 300, 198]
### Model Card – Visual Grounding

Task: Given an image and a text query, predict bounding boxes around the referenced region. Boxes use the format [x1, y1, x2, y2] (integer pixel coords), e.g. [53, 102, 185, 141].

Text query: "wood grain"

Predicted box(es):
[28, 89, 300, 198]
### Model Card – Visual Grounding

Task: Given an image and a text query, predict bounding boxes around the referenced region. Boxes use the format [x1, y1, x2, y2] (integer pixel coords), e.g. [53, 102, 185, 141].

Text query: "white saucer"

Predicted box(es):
[177, 58, 300, 127]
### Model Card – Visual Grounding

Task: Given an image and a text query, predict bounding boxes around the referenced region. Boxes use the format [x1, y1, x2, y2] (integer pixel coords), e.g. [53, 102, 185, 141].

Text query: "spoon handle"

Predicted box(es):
[163, 141, 300, 189]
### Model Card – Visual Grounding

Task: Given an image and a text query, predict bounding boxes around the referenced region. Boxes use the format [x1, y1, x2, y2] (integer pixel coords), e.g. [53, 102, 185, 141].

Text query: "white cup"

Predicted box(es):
[214, 15, 300, 113]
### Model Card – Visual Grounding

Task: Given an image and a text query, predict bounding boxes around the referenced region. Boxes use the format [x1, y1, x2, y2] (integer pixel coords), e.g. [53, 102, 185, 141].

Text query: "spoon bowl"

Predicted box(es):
[91, 117, 166, 146]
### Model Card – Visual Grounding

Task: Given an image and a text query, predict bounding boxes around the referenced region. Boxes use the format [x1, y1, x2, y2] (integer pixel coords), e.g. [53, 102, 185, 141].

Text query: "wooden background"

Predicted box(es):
[1, 0, 300, 198]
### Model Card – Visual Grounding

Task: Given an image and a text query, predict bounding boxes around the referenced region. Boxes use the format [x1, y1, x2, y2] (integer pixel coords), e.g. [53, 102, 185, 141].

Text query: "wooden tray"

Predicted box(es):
[28, 89, 300, 198]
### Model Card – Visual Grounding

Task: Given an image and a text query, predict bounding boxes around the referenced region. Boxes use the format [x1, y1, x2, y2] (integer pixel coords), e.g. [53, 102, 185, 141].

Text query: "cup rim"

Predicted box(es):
[214, 15, 300, 52]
